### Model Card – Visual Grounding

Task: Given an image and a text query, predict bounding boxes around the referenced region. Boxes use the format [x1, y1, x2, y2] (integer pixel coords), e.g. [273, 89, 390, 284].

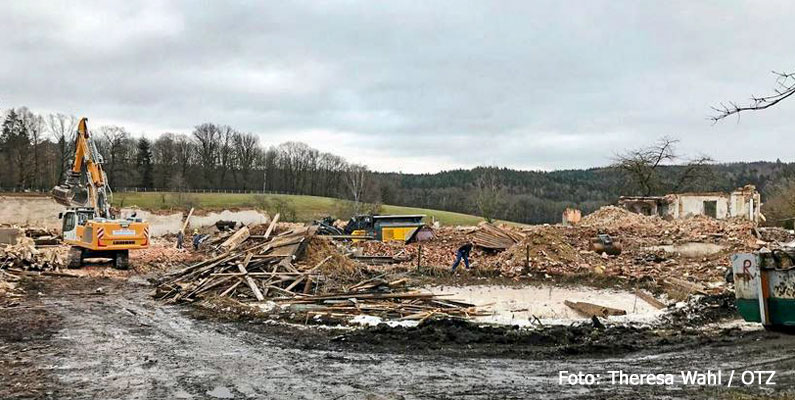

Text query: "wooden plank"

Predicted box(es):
[284, 276, 304, 293]
[665, 278, 708, 295]
[634, 289, 666, 309]
[221, 226, 250, 251]
[317, 235, 376, 240]
[237, 253, 264, 301]
[211, 272, 303, 277]
[304, 255, 333, 275]
[181, 207, 195, 234]
[219, 279, 243, 297]
[264, 213, 280, 239]
[272, 291, 435, 302]
[564, 300, 626, 317]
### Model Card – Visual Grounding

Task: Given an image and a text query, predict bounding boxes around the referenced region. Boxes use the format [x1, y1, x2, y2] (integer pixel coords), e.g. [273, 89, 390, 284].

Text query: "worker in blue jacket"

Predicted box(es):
[451, 242, 474, 271]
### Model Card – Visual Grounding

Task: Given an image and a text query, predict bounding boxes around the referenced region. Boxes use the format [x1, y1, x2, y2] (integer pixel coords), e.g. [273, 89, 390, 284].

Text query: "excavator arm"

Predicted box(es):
[52, 118, 112, 218]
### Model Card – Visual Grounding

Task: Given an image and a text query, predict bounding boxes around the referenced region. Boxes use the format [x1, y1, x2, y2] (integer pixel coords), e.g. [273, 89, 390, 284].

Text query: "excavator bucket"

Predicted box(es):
[52, 185, 76, 207]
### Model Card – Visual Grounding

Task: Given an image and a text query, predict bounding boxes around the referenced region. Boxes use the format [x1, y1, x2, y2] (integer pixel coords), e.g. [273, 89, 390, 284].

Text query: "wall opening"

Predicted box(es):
[703, 200, 717, 218]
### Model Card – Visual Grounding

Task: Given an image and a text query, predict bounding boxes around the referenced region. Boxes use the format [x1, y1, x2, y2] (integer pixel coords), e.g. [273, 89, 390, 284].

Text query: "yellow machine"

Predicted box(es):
[344, 215, 425, 242]
[52, 118, 149, 269]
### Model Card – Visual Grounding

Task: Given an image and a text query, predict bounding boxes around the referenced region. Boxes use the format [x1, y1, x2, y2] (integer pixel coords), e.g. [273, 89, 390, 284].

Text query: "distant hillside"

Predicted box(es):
[112, 192, 496, 226]
[373, 161, 795, 224]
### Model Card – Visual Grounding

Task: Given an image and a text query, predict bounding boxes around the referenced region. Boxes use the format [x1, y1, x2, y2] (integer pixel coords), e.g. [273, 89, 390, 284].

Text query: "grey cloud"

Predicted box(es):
[1, 0, 794, 172]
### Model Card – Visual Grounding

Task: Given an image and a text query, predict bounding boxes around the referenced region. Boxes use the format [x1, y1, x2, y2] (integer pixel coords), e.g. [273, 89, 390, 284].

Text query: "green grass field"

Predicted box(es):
[112, 192, 492, 226]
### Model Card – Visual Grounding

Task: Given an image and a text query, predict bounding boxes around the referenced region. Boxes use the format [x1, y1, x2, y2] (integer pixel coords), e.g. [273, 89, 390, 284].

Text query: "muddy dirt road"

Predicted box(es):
[2, 276, 795, 399]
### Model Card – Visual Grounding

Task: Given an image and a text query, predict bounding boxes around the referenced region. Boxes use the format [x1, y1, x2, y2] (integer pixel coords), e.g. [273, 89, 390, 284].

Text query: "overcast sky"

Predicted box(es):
[1, 1, 794, 173]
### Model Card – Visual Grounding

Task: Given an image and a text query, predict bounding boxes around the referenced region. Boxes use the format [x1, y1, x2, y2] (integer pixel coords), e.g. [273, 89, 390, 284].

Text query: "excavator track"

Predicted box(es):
[67, 247, 84, 269]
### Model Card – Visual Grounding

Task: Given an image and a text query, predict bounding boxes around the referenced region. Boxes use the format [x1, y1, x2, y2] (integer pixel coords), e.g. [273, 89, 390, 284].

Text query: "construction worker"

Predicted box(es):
[176, 230, 184, 249]
[192, 229, 203, 250]
[451, 242, 473, 271]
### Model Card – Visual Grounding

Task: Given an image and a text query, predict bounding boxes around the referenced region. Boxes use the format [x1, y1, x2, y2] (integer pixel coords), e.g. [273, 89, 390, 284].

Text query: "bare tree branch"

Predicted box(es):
[711, 70, 795, 122]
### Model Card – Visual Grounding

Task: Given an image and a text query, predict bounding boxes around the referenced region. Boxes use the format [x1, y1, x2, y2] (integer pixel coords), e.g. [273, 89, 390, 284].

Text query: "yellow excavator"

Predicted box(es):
[52, 117, 149, 269]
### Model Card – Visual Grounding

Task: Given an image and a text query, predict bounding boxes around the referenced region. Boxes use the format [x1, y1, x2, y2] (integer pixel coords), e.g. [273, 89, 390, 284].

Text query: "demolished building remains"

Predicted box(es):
[618, 185, 762, 222]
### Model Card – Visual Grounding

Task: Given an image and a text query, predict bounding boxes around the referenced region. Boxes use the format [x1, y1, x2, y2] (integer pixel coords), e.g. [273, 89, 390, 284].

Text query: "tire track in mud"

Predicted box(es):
[7, 277, 795, 399]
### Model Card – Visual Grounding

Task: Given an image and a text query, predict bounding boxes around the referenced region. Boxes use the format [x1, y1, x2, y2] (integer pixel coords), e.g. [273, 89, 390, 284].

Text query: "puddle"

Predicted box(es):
[120, 209, 270, 237]
[206, 386, 234, 399]
[644, 242, 724, 258]
[427, 284, 664, 326]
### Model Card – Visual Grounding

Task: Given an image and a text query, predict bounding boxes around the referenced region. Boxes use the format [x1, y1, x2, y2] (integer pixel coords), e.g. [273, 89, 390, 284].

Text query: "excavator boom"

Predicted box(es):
[51, 118, 111, 218]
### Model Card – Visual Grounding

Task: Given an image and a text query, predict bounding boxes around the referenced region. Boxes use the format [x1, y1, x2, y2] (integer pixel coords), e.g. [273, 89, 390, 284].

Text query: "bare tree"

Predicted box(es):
[174, 134, 194, 189]
[47, 113, 77, 184]
[18, 108, 45, 188]
[233, 132, 260, 190]
[192, 123, 220, 188]
[152, 133, 177, 188]
[345, 163, 368, 215]
[712, 70, 795, 122]
[217, 125, 235, 188]
[474, 167, 502, 222]
[613, 137, 677, 196]
[613, 136, 713, 196]
[98, 125, 132, 186]
[671, 154, 714, 192]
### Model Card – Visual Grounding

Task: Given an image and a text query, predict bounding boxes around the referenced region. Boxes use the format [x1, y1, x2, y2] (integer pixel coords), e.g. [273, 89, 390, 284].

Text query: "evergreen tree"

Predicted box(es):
[1, 109, 31, 188]
[136, 137, 154, 189]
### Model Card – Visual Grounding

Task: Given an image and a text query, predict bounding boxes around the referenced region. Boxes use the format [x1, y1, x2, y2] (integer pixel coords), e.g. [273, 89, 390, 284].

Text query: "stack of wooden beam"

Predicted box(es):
[154, 221, 487, 321]
[155, 222, 325, 302]
[472, 222, 525, 250]
[274, 277, 487, 321]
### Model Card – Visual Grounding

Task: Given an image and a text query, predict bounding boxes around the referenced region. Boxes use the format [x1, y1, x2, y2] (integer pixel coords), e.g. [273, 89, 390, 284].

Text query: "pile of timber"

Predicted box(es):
[275, 276, 488, 321]
[154, 220, 487, 321]
[472, 222, 525, 250]
[25, 227, 61, 247]
[0, 239, 65, 271]
[155, 221, 321, 303]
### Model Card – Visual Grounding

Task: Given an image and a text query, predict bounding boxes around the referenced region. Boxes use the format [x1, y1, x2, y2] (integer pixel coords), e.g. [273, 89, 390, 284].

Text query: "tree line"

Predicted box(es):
[3, 106, 795, 225]
[0, 107, 374, 210]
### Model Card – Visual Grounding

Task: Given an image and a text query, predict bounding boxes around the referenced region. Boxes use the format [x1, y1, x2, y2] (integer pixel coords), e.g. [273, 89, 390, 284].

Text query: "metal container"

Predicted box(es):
[732, 250, 795, 328]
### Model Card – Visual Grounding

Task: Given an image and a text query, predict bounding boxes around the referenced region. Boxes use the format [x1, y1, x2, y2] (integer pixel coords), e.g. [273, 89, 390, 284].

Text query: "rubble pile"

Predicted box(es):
[496, 226, 583, 277]
[130, 238, 203, 272]
[579, 205, 655, 229]
[350, 226, 501, 270]
[757, 227, 795, 244]
[343, 206, 759, 290]
[503, 207, 758, 285]
[0, 238, 66, 271]
[155, 223, 482, 322]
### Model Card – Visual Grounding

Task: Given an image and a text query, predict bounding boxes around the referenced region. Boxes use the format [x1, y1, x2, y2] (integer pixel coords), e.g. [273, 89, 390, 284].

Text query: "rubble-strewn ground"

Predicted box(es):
[3, 205, 795, 399]
[3, 275, 795, 400]
[352, 206, 763, 291]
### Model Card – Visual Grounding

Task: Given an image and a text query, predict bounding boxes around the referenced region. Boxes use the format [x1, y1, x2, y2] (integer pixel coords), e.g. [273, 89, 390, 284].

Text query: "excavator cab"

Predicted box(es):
[60, 208, 95, 242]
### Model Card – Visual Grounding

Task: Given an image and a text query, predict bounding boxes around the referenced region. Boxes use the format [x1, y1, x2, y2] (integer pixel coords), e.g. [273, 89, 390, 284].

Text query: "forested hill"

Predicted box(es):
[3, 107, 794, 225]
[374, 161, 795, 224]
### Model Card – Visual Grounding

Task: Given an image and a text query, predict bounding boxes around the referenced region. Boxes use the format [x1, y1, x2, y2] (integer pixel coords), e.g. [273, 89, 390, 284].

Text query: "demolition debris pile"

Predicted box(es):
[0, 238, 66, 271]
[130, 238, 202, 272]
[154, 223, 483, 321]
[345, 206, 758, 291]
[496, 206, 756, 286]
